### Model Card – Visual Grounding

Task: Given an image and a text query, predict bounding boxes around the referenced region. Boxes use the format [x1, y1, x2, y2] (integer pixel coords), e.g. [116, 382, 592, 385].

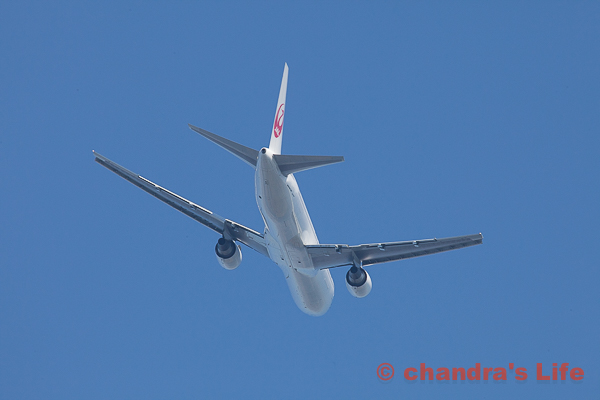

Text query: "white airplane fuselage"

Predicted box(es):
[255, 147, 334, 316]
[93, 63, 483, 317]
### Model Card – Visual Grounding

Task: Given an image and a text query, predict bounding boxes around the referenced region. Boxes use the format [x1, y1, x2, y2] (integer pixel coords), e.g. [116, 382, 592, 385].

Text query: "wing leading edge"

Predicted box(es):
[93, 151, 268, 257]
[306, 233, 483, 270]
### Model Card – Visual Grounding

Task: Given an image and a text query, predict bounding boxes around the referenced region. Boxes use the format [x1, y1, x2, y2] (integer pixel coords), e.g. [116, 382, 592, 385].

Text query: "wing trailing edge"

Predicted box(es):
[307, 233, 483, 270]
[93, 151, 269, 257]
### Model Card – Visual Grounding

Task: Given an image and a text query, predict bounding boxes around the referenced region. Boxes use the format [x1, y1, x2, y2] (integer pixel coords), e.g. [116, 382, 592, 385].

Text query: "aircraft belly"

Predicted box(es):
[266, 223, 333, 315]
[284, 267, 334, 316]
[286, 175, 319, 245]
[257, 157, 313, 268]
[256, 150, 334, 315]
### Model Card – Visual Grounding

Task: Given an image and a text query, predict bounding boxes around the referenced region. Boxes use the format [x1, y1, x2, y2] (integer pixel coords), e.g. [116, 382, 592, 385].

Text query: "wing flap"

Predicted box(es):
[307, 233, 483, 270]
[93, 151, 268, 257]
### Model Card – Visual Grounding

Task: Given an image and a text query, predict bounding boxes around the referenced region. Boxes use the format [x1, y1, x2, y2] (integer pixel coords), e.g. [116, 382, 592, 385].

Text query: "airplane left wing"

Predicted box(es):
[93, 151, 269, 257]
[306, 233, 483, 270]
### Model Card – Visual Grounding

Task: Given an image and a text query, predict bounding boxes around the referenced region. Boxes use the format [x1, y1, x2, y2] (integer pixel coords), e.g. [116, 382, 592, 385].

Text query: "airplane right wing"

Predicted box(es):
[93, 151, 269, 257]
[306, 233, 483, 270]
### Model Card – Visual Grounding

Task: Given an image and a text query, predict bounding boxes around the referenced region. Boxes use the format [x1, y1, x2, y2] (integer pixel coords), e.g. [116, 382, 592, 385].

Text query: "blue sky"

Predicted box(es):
[1, 1, 599, 399]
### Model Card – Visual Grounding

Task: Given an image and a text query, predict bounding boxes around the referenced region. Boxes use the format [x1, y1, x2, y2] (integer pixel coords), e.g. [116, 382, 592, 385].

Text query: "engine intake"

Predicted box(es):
[345, 266, 372, 298]
[215, 238, 242, 270]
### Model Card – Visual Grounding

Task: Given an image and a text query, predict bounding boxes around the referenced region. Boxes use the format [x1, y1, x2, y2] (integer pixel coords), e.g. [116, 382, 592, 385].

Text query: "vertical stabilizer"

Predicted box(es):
[269, 63, 288, 154]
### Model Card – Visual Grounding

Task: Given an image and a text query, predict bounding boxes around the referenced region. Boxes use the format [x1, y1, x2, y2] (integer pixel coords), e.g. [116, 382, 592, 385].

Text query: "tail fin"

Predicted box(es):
[269, 63, 288, 155]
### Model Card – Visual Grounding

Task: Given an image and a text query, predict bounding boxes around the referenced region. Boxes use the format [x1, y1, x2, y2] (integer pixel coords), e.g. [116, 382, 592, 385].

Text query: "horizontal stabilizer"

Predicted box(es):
[273, 154, 344, 175]
[188, 124, 259, 168]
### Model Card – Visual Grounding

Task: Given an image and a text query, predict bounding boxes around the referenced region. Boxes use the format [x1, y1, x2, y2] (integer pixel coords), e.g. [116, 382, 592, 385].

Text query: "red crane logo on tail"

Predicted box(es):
[273, 104, 285, 138]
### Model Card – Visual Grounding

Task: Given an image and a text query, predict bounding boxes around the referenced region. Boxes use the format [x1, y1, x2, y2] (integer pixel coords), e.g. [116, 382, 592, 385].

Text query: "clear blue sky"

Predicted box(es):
[1, 2, 598, 399]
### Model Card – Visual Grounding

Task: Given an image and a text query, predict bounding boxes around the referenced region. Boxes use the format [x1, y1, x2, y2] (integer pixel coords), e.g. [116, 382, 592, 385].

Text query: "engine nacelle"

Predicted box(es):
[345, 266, 372, 298]
[215, 238, 242, 270]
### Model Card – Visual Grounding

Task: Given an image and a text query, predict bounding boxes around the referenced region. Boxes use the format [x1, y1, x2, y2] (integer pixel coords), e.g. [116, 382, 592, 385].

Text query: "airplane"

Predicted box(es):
[93, 63, 482, 316]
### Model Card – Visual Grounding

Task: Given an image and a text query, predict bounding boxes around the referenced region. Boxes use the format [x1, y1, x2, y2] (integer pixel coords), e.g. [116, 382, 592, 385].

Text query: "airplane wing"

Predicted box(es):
[93, 151, 269, 257]
[306, 233, 483, 270]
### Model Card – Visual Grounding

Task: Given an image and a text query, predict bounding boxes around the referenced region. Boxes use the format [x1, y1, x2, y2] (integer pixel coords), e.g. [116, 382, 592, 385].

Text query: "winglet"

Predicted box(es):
[269, 63, 288, 155]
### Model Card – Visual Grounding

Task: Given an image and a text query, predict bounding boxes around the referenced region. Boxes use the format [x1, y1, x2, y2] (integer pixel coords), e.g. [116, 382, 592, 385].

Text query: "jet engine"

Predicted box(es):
[345, 266, 372, 298]
[215, 237, 242, 270]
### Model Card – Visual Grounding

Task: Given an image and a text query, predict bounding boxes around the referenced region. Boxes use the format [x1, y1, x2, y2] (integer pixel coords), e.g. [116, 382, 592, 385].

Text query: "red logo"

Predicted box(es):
[273, 103, 285, 138]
